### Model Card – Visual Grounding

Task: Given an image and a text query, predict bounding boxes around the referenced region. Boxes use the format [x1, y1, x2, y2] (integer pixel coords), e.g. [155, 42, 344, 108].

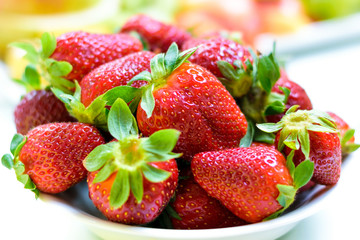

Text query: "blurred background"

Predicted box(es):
[0, 1, 360, 240]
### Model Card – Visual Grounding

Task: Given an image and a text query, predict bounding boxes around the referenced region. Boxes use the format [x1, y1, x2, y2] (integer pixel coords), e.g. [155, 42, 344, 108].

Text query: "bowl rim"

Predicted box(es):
[40, 182, 336, 239]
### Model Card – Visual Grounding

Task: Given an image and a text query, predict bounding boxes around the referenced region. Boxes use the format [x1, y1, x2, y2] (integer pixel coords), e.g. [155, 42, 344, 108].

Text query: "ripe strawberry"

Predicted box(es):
[131, 43, 247, 161]
[121, 14, 192, 52]
[266, 69, 313, 123]
[84, 99, 180, 225]
[170, 173, 247, 229]
[182, 37, 253, 98]
[191, 146, 298, 223]
[327, 112, 360, 156]
[11, 32, 142, 93]
[258, 106, 341, 185]
[88, 160, 178, 225]
[14, 90, 75, 135]
[2, 122, 105, 196]
[51, 31, 142, 82]
[80, 51, 155, 107]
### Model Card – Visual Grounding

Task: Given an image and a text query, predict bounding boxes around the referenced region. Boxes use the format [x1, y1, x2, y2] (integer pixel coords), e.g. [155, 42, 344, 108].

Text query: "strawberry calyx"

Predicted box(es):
[10, 32, 74, 94]
[217, 59, 253, 98]
[237, 46, 288, 124]
[266, 150, 314, 220]
[257, 105, 338, 159]
[126, 43, 197, 118]
[51, 82, 108, 131]
[340, 129, 360, 155]
[84, 98, 181, 208]
[1, 134, 39, 198]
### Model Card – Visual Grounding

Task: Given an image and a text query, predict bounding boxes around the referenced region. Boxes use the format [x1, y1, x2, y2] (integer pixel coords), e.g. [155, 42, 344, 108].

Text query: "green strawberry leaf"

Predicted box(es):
[286, 150, 296, 179]
[165, 43, 179, 73]
[93, 162, 116, 184]
[175, 45, 197, 70]
[276, 185, 296, 208]
[264, 87, 290, 116]
[129, 169, 144, 203]
[52, 82, 108, 130]
[253, 130, 275, 144]
[165, 204, 182, 221]
[293, 160, 314, 189]
[142, 163, 171, 183]
[344, 143, 360, 154]
[10, 42, 39, 64]
[40, 32, 57, 59]
[256, 51, 280, 94]
[150, 53, 166, 80]
[47, 61, 73, 78]
[265, 184, 296, 220]
[140, 83, 155, 118]
[256, 122, 283, 133]
[298, 128, 310, 160]
[239, 119, 255, 147]
[10, 133, 26, 157]
[127, 71, 152, 86]
[102, 85, 142, 106]
[142, 129, 181, 155]
[341, 129, 355, 146]
[14, 65, 42, 92]
[110, 170, 130, 208]
[1, 154, 14, 170]
[84, 142, 116, 172]
[108, 98, 138, 140]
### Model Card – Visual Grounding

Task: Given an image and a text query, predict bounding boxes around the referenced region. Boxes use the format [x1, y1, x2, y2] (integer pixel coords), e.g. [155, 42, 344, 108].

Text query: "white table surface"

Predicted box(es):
[0, 41, 359, 240]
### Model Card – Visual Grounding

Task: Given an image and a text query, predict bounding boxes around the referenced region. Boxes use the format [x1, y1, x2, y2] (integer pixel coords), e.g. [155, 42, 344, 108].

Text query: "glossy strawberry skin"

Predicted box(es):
[171, 174, 247, 229]
[137, 62, 248, 161]
[14, 90, 75, 135]
[266, 70, 313, 123]
[87, 160, 178, 225]
[181, 37, 252, 78]
[275, 131, 341, 185]
[191, 146, 293, 223]
[19, 122, 105, 194]
[121, 14, 191, 52]
[80, 51, 155, 107]
[51, 31, 142, 82]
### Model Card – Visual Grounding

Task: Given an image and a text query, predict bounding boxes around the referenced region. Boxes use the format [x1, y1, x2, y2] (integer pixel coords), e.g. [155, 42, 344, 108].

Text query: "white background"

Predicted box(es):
[0, 41, 360, 240]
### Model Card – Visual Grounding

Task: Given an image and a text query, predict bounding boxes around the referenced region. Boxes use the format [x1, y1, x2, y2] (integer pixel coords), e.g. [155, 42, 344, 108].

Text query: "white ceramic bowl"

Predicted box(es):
[39, 164, 339, 240]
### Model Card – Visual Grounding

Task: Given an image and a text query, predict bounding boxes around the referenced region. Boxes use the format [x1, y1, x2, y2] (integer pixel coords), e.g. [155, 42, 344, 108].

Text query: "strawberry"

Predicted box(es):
[121, 14, 192, 53]
[11, 32, 142, 93]
[84, 99, 180, 225]
[80, 51, 155, 107]
[191, 146, 312, 223]
[258, 106, 341, 185]
[1, 122, 105, 196]
[14, 89, 75, 135]
[327, 112, 360, 156]
[126, 43, 247, 161]
[182, 37, 253, 98]
[266, 69, 313, 123]
[170, 173, 247, 229]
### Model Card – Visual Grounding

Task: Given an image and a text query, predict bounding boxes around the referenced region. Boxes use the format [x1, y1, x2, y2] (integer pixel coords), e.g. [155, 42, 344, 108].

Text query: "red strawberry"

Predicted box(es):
[170, 173, 247, 229]
[84, 99, 180, 225]
[327, 111, 360, 156]
[51, 31, 142, 82]
[14, 90, 75, 135]
[258, 106, 341, 185]
[266, 69, 313, 123]
[88, 160, 178, 224]
[182, 37, 253, 98]
[2, 122, 105, 195]
[80, 51, 155, 107]
[121, 14, 191, 52]
[11, 32, 142, 93]
[191, 146, 295, 223]
[132, 44, 247, 161]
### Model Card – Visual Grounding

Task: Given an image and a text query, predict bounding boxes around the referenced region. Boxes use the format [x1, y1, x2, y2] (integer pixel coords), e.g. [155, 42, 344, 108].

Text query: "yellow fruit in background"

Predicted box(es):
[0, 0, 121, 59]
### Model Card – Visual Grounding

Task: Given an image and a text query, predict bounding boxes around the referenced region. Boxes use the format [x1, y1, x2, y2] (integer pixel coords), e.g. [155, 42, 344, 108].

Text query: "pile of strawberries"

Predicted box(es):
[2, 14, 359, 229]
